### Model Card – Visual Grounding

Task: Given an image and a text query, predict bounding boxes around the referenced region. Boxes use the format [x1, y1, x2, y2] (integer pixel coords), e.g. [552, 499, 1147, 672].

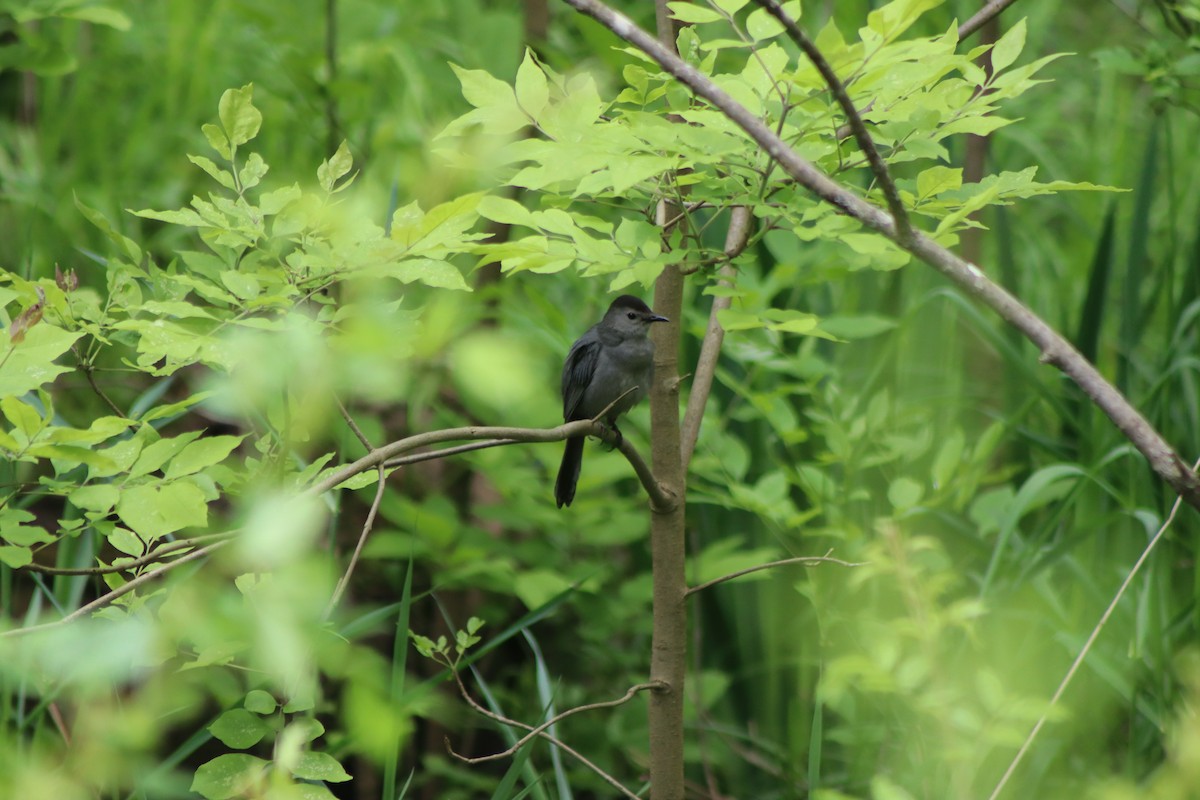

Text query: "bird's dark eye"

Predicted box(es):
[626, 311, 636, 320]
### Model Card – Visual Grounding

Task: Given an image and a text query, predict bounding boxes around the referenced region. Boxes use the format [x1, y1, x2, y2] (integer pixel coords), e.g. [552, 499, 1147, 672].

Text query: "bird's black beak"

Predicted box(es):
[648, 314, 669, 324]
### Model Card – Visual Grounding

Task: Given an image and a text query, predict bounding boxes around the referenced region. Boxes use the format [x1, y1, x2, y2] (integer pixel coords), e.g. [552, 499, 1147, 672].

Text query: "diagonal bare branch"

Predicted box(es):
[557, 0, 1200, 510]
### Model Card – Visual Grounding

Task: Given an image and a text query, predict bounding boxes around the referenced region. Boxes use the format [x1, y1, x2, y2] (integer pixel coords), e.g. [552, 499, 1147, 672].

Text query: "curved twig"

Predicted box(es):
[685, 553, 864, 597]
[19, 532, 234, 575]
[449, 681, 662, 764]
[324, 463, 388, 617]
[308, 420, 675, 512]
[445, 666, 643, 800]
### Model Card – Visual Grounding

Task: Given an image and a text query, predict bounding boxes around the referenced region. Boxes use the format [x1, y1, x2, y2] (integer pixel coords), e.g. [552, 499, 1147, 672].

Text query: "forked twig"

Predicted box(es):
[444, 666, 644, 800]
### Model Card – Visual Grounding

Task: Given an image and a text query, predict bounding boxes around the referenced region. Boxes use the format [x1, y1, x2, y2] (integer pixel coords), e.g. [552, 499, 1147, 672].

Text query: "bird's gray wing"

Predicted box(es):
[561, 335, 601, 421]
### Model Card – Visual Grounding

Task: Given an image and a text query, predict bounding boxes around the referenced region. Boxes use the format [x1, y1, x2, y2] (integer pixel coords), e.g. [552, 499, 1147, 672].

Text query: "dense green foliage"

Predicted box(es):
[2, 1, 1200, 799]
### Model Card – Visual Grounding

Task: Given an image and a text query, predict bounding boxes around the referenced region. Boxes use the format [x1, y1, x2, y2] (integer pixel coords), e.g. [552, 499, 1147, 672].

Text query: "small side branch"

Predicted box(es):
[685, 553, 864, 597]
[449, 681, 662, 764]
[324, 463, 388, 617]
[681, 206, 750, 468]
[959, 0, 1022, 41]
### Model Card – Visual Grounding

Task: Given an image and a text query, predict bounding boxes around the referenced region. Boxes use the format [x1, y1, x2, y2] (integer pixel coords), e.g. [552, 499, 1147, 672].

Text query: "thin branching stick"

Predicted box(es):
[449, 681, 661, 764]
[445, 666, 643, 800]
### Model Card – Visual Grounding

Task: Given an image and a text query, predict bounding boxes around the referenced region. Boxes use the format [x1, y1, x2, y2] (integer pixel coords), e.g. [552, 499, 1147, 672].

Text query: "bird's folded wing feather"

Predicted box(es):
[561, 337, 601, 420]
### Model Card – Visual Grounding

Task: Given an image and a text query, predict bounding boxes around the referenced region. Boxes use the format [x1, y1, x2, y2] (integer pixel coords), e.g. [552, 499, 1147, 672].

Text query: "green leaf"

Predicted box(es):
[188, 155, 237, 191]
[477, 195, 536, 227]
[115, 480, 209, 538]
[887, 477, 924, 511]
[130, 431, 204, 478]
[190, 754, 268, 800]
[219, 270, 260, 300]
[0, 545, 31, 568]
[446, 64, 528, 135]
[244, 689, 278, 715]
[164, 435, 245, 479]
[291, 751, 352, 783]
[218, 84, 262, 148]
[818, 315, 898, 340]
[238, 152, 268, 190]
[514, 49, 549, 120]
[317, 140, 353, 192]
[62, 7, 132, 30]
[1, 396, 44, 437]
[202, 123, 231, 160]
[668, 2, 724, 24]
[74, 194, 142, 263]
[717, 308, 764, 331]
[0, 325, 84, 397]
[990, 17, 1026, 73]
[389, 259, 470, 291]
[916, 166, 962, 199]
[209, 709, 270, 749]
[69, 484, 121, 513]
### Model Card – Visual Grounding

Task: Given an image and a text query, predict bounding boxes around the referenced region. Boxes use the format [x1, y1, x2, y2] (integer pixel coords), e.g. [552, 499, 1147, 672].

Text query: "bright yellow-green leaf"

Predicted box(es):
[990, 17, 1026, 73]
[218, 84, 262, 148]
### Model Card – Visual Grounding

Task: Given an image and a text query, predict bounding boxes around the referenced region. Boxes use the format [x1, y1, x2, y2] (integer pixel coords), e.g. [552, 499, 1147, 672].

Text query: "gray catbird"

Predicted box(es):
[555, 295, 668, 508]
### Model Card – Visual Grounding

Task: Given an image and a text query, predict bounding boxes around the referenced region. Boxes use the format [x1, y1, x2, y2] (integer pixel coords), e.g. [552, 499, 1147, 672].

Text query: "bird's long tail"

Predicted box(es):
[555, 436, 585, 508]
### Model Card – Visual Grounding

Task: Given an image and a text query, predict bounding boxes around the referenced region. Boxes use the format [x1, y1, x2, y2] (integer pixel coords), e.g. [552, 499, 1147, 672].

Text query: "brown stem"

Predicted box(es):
[324, 463, 388, 617]
[680, 206, 751, 467]
[959, 0, 1022, 41]
[557, 0, 1200, 510]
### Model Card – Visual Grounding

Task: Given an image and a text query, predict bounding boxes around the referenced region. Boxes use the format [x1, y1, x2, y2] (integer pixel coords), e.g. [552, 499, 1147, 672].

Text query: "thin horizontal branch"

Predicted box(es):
[686, 554, 864, 596]
[2, 541, 229, 638]
[19, 532, 234, 575]
[959, 0, 1022, 41]
[559, 0, 1200, 511]
[309, 420, 675, 512]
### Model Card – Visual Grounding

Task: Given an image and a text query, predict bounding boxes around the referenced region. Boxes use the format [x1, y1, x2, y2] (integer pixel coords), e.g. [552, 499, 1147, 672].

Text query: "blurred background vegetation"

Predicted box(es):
[2, 1, 1200, 798]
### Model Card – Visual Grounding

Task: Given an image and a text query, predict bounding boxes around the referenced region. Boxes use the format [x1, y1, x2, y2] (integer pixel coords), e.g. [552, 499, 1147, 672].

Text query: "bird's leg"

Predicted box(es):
[600, 421, 623, 451]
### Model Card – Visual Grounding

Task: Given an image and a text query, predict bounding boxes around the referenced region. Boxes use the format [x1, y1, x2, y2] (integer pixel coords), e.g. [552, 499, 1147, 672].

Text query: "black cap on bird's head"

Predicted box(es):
[604, 295, 669, 325]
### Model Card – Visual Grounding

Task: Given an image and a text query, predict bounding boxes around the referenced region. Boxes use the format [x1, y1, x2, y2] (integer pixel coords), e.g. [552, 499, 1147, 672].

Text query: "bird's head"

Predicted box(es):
[602, 295, 669, 337]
